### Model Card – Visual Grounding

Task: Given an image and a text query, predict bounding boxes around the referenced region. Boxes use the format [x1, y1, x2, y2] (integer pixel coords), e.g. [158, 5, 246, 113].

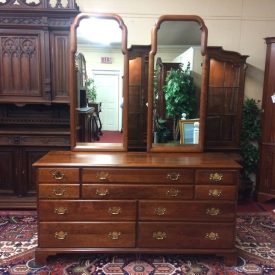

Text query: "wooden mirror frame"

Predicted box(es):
[69, 13, 129, 151]
[147, 15, 208, 152]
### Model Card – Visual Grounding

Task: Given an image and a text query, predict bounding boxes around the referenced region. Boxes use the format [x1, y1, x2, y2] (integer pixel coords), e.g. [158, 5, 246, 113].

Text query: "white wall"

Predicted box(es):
[76, 0, 275, 103]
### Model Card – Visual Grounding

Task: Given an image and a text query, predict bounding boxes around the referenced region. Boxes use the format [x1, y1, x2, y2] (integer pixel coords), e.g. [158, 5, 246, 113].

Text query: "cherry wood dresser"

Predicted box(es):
[34, 151, 240, 265]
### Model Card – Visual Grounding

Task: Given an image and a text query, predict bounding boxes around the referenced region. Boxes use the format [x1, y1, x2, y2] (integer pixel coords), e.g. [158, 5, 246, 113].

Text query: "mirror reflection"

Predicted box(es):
[71, 14, 128, 151]
[152, 19, 204, 148]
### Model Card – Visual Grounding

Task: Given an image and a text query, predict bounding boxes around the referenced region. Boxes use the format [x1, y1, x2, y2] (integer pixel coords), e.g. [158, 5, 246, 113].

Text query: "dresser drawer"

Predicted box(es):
[37, 168, 79, 183]
[195, 185, 237, 200]
[138, 222, 235, 249]
[38, 200, 136, 221]
[82, 184, 193, 200]
[38, 184, 80, 199]
[38, 222, 135, 248]
[195, 170, 238, 185]
[139, 201, 235, 221]
[82, 168, 194, 184]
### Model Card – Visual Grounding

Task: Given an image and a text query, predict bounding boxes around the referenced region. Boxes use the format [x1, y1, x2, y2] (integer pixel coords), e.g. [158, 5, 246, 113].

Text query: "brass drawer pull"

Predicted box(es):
[54, 231, 68, 240]
[52, 170, 64, 180]
[166, 173, 180, 181]
[205, 232, 219, 240]
[166, 188, 179, 197]
[153, 231, 167, 240]
[209, 173, 223, 182]
[54, 207, 68, 215]
[52, 189, 65, 196]
[206, 207, 221, 216]
[96, 172, 109, 181]
[209, 189, 222, 197]
[108, 206, 121, 215]
[154, 207, 167, 216]
[96, 188, 109, 196]
[108, 231, 121, 240]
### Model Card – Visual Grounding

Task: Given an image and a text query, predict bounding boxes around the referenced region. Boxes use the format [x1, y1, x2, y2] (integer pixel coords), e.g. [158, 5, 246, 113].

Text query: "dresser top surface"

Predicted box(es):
[33, 151, 241, 169]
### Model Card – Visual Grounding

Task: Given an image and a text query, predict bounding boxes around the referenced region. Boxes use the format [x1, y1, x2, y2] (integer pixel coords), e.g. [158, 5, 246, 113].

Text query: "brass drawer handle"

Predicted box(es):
[52, 189, 65, 196]
[108, 206, 121, 215]
[96, 188, 109, 196]
[54, 231, 68, 240]
[206, 207, 221, 216]
[54, 207, 68, 215]
[96, 172, 109, 181]
[153, 231, 167, 240]
[154, 207, 167, 216]
[209, 173, 223, 182]
[166, 188, 179, 197]
[209, 189, 222, 197]
[52, 170, 64, 180]
[205, 232, 219, 241]
[166, 173, 180, 181]
[108, 231, 121, 240]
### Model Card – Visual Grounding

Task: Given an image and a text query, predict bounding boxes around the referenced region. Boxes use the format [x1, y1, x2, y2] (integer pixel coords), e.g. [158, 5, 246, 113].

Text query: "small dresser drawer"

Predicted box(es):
[195, 170, 238, 185]
[139, 201, 235, 221]
[38, 184, 80, 199]
[195, 185, 237, 200]
[82, 168, 194, 184]
[37, 168, 79, 183]
[82, 184, 193, 200]
[39, 222, 135, 248]
[38, 200, 136, 221]
[138, 222, 235, 249]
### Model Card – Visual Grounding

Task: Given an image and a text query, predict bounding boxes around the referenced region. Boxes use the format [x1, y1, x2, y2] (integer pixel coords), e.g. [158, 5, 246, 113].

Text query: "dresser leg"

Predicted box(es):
[221, 253, 238, 266]
[34, 251, 48, 266]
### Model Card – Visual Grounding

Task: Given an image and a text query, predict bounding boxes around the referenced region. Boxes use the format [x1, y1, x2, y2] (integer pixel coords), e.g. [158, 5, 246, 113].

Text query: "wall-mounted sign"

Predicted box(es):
[101, 57, 112, 64]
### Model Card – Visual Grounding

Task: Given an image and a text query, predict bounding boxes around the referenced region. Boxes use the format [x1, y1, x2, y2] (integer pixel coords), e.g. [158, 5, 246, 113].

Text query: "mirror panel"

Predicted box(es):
[70, 13, 128, 151]
[147, 15, 208, 152]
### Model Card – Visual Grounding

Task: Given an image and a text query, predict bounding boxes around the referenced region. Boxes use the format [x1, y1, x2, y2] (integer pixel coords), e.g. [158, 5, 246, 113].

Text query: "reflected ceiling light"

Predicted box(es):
[78, 17, 121, 45]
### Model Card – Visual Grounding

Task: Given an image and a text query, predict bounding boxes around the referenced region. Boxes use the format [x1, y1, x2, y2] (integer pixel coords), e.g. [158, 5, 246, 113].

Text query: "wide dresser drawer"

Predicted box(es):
[38, 200, 136, 221]
[138, 222, 235, 249]
[37, 168, 79, 183]
[38, 184, 80, 199]
[39, 222, 135, 248]
[82, 168, 194, 184]
[195, 170, 238, 185]
[82, 184, 193, 200]
[139, 201, 235, 221]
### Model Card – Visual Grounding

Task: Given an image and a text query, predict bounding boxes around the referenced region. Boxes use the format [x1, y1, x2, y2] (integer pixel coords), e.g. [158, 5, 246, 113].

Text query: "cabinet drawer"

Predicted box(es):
[37, 168, 79, 183]
[38, 184, 80, 199]
[82, 168, 194, 184]
[38, 222, 135, 248]
[38, 200, 136, 221]
[139, 201, 235, 221]
[195, 170, 238, 185]
[138, 222, 235, 249]
[195, 185, 237, 200]
[82, 184, 193, 200]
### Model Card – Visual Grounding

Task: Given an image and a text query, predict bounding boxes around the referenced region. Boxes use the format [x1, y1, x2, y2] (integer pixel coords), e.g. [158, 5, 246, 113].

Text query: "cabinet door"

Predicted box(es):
[50, 31, 70, 103]
[0, 30, 51, 103]
[0, 147, 18, 196]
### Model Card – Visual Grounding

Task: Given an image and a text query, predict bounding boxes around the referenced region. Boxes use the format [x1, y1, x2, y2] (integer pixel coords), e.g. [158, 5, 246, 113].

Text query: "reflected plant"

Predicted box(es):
[164, 63, 197, 141]
[86, 78, 97, 102]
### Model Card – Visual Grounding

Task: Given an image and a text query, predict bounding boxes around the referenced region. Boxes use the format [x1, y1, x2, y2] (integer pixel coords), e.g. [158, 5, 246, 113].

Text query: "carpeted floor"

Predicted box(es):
[0, 209, 274, 274]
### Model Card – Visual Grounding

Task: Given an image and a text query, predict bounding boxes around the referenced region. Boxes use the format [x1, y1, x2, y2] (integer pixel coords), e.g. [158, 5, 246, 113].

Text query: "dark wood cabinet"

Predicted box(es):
[257, 37, 275, 202]
[205, 47, 248, 151]
[128, 45, 150, 151]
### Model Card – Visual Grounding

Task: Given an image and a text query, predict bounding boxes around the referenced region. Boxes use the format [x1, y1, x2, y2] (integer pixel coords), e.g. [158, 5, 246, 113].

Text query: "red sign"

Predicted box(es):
[101, 57, 112, 64]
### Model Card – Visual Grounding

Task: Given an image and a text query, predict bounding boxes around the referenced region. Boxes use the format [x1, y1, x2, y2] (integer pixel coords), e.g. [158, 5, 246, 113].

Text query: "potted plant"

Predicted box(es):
[164, 63, 197, 141]
[86, 78, 97, 102]
[239, 98, 261, 201]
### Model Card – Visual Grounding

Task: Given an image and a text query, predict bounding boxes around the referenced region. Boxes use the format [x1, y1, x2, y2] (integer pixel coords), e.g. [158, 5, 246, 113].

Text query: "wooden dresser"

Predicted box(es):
[34, 151, 240, 265]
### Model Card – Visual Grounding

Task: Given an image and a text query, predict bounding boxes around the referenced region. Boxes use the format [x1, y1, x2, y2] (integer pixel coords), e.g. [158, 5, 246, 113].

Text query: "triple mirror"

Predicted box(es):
[70, 13, 128, 151]
[147, 15, 208, 152]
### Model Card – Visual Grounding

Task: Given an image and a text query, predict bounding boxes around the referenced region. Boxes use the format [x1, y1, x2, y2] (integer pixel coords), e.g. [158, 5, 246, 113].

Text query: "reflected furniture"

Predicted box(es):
[0, 0, 78, 208]
[257, 37, 275, 202]
[88, 102, 103, 136]
[205, 47, 248, 152]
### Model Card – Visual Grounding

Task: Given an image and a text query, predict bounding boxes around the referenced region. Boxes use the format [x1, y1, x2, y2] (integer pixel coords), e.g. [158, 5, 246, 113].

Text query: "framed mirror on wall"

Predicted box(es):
[147, 15, 208, 152]
[69, 13, 128, 151]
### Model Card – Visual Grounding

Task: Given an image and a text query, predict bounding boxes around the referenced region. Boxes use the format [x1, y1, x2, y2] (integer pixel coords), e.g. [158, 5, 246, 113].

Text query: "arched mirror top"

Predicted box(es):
[70, 13, 128, 151]
[147, 15, 208, 152]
